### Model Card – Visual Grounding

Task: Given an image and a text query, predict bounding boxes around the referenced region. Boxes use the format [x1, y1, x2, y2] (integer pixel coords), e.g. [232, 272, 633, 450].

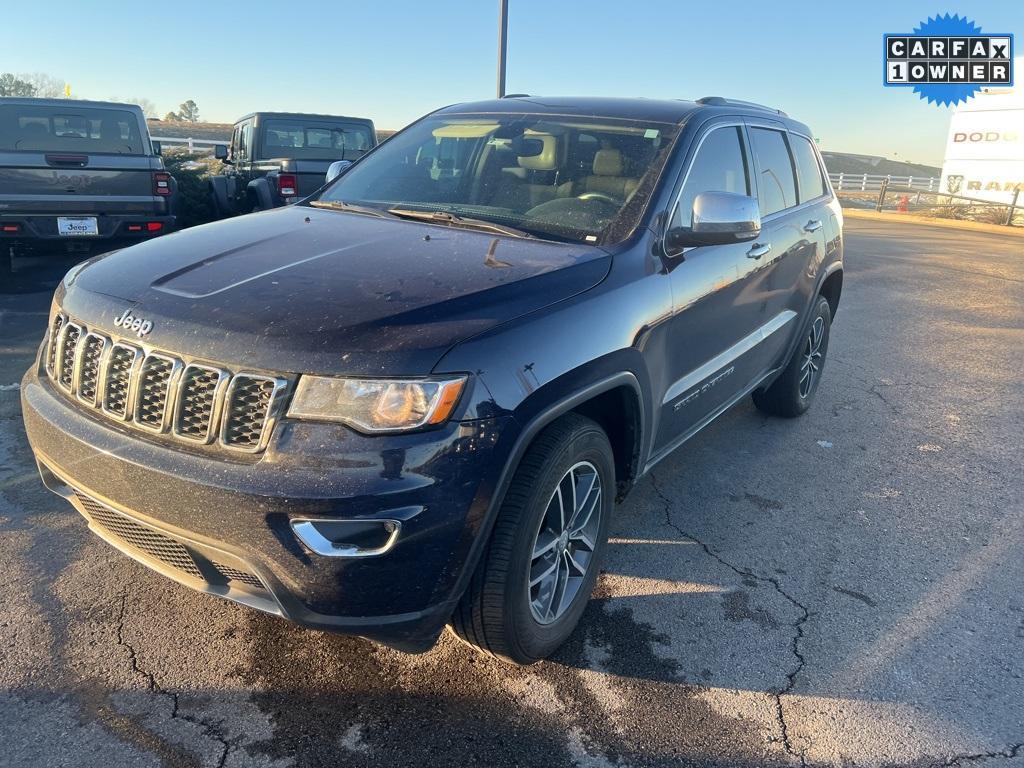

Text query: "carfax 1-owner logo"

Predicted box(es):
[884, 14, 1013, 106]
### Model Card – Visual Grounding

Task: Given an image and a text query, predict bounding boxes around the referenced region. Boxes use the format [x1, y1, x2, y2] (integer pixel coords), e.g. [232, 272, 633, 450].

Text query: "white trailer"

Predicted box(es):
[940, 58, 1024, 203]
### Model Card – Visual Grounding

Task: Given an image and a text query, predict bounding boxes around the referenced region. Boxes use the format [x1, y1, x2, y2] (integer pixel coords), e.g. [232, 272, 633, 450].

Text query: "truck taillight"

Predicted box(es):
[153, 172, 171, 196]
[277, 174, 298, 197]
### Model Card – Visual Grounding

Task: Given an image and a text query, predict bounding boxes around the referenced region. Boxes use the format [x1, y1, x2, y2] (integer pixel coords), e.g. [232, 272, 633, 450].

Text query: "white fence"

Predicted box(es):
[829, 173, 940, 192]
[151, 135, 223, 154]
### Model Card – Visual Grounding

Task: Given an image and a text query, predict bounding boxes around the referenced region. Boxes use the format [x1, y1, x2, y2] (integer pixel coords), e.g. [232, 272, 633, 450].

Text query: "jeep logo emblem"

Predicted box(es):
[113, 309, 153, 338]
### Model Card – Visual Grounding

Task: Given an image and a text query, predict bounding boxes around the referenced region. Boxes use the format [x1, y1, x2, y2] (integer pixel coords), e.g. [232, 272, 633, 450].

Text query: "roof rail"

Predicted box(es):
[501, 93, 531, 99]
[696, 96, 787, 117]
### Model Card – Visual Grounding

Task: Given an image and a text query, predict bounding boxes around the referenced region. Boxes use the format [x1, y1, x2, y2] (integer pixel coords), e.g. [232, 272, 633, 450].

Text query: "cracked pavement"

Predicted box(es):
[1, 217, 1022, 767]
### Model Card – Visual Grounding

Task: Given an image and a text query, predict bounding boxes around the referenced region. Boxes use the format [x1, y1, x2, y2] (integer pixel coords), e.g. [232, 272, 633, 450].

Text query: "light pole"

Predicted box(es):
[497, 0, 508, 97]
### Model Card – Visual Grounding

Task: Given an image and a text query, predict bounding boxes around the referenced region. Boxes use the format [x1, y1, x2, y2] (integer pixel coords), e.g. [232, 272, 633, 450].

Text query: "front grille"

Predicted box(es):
[222, 376, 280, 450]
[57, 324, 81, 391]
[174, 365, 225, 442]
[103, 344, 140, 418]
[46, 314, 64, 376]
[212, 563, 265, 589]
[76, 333, 107, 405]
[46, 312, 287, 453]
[75, 491, 266, 590]
[135, 354, 177, 430]
[77, 493, 204, 578]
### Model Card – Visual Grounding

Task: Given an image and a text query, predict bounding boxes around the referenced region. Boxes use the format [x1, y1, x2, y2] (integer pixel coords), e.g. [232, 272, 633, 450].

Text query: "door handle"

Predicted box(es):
[804, 219, 823, 233]
[746, 243, 772, 259]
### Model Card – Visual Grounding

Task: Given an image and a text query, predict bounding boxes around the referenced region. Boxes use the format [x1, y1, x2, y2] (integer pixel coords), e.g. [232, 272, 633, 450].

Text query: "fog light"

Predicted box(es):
[291, 518, 401, 557]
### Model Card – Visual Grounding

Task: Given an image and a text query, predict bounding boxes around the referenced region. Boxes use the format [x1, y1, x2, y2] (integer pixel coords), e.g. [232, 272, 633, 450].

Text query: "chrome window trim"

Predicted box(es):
[663, 121, 747, 257]
[75, 332, 111, 408]
[787, 130, 832, 206]
[218, 373, 289, 453]
[173, 363, 231, 444]
[54, 321, 83, 394]
[134, 352, 184, 434]
[746, 123, 801, 218]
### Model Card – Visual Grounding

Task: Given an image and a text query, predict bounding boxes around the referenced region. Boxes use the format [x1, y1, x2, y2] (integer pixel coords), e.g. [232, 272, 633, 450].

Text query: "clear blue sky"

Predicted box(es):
[5, 0, 1022, 166]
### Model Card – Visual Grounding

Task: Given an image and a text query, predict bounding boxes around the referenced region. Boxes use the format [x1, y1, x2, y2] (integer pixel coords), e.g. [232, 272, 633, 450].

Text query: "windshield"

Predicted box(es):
[0, 105, 146, 154]
[262, 119, 373, 160]
[314, 113, 679, 244]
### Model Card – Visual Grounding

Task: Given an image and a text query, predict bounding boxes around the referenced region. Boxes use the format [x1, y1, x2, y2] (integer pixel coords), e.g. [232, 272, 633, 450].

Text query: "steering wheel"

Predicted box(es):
[576, 192, 618, 205]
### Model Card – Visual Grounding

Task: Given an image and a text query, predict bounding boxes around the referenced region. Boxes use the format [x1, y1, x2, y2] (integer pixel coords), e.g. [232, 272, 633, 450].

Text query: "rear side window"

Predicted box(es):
[0, 105, 145, 154]
[262, 119, 373, 160]
[672, 126, 749, 228]
[750, 127, 797, 216]
[790, 134, 827, 202]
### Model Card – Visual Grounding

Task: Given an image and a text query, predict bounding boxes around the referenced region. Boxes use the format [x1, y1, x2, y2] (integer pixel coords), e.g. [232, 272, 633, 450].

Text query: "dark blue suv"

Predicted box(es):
[22, 96, 843, 663]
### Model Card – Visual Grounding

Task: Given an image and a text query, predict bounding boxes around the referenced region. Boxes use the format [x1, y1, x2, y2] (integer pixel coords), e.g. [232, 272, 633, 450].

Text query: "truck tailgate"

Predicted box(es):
[0, 151, 164, 215]
[267, 158, 335, 198]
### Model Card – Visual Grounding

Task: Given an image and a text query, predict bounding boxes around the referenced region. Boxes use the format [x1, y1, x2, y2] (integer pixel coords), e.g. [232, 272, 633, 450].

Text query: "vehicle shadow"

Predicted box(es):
[1, 250, 84, 296]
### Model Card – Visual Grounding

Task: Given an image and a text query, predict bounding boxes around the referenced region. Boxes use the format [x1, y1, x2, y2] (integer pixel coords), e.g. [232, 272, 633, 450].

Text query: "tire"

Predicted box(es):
[0, 247, 12, 279]
[451, 413, 614, 664]
[753, 295, 832, 417]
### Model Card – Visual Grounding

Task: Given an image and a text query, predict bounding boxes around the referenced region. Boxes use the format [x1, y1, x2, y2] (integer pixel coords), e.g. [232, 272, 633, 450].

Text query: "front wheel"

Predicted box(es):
[450, 413, 614, 664]
[753, 295, 832, 417]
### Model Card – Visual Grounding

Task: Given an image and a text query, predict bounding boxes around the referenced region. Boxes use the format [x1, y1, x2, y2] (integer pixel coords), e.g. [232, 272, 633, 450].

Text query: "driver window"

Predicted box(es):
[672, 127, 749, 229]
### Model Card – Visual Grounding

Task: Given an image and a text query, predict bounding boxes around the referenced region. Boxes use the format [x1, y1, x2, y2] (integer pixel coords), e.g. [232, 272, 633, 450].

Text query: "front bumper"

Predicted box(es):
[21, 362, 513, 652]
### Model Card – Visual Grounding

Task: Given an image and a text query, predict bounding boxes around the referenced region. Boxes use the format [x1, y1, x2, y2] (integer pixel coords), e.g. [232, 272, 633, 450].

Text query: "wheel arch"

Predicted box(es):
[441, 370, 648, 618]
[819, 265, 843, 319]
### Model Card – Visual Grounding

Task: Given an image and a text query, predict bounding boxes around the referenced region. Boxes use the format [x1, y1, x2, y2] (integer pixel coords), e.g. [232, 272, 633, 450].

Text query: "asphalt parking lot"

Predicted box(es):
[1, 217, 1022, 768]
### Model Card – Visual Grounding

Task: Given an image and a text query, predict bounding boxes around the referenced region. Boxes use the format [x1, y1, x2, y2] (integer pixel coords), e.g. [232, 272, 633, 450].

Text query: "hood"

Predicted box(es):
[61, 205, 610, 375]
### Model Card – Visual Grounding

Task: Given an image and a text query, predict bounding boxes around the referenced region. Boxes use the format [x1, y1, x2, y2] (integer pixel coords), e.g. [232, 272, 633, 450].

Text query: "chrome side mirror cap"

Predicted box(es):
[666, 191, 762, 251]
[326, 160, 353, 184]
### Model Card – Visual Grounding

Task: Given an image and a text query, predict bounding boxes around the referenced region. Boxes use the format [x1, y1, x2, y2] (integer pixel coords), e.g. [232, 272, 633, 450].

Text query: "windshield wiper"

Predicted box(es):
[386, 208, 537, 239]
[309, 200, 394, 218]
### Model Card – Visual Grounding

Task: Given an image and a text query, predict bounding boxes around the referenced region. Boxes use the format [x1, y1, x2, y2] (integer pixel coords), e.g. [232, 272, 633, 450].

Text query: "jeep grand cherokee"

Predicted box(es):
[22, 96, 843, 663]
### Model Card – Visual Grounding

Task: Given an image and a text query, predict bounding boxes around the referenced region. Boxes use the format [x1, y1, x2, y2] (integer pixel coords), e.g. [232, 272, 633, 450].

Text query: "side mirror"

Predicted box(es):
[326, 159, 353, 184]
[151, 141, 162, 156]
[213, 144, 229, 161]
[665, 191, 761, 252]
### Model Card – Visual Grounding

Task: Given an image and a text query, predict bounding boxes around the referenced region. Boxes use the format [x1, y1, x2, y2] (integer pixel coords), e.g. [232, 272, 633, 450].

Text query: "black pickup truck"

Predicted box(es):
[209, 112, 376, 217]
[0, 98, 176, 275]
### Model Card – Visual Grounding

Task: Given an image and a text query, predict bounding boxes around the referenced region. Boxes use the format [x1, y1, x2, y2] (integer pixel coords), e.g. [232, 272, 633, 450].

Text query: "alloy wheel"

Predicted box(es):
[800, 315, 826, 398]
[528, 460, 602, 625]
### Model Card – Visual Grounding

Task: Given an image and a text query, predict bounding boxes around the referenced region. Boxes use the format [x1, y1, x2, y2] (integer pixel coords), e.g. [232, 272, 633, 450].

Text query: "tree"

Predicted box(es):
[0, 73, 36, 97]
[20, 72, 65, 98]
[131, 98, 158, 118]
[109, 96, 158, 118]
[163, 111, 179, 122]
[177, 100, 200, 122]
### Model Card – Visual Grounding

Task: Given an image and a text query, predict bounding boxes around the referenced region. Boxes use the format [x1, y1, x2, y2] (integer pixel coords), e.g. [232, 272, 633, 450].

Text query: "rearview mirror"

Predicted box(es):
[213, 144, 228, 161]
[151, 141, 162, 156]
[665, 191, 761, 252]
[510, 136, 544, 157]
[326, 159, 353, 184]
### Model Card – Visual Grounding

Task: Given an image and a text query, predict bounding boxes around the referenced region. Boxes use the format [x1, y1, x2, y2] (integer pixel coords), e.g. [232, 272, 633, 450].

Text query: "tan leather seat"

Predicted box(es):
[491, 133, 572, 210]
[579, 149, 639, 200]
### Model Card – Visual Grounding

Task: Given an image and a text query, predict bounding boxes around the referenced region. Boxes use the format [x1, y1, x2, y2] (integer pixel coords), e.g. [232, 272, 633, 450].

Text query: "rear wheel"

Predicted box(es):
[451, 413, 613, 664]
[753, 295, 832, 417]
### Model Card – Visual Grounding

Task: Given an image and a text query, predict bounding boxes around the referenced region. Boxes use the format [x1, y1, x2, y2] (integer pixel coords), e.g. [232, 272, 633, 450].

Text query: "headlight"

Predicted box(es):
[286, 375, 466, 432]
